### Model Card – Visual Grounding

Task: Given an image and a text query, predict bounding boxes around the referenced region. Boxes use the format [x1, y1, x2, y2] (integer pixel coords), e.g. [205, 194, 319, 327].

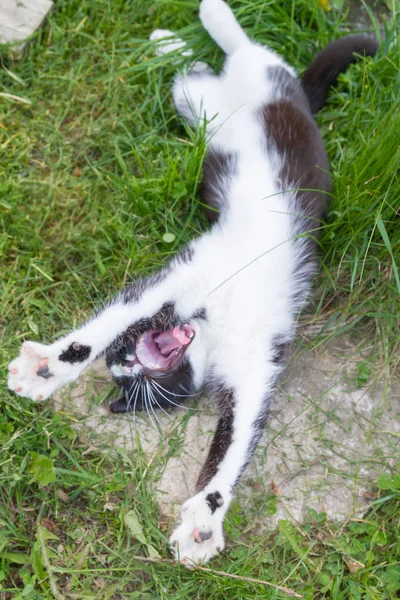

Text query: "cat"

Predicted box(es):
[8, 0, 377, 565]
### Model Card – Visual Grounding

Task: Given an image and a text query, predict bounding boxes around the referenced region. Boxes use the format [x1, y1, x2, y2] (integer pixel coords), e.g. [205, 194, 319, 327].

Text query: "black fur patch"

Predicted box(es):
[261, 73, 331, 225]
[106, 302, 180, 361]
[206, 491, 224, 514]
[261, 69, 331, 318]
[176, 245, 195, 265]
[122, 270, 169, 304]
[108, 360, 195, 413]
[200, 150, 237, 223]
[191, 307, 207, 321]
[271, 337, 287, 366]
[59, 343, 91, 363]
[196, 383, 235, 491]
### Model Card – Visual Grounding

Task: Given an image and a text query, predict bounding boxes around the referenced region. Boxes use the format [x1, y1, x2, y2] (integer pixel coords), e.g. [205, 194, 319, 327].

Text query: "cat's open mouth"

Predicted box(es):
[134, 325, 195, 372]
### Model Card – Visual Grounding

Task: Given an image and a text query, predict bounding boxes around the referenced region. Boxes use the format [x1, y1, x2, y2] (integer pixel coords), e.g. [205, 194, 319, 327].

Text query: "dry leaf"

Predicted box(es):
[56, 488, 69, 503]
[271, 480, 281, 496]
[41, 518, 56, 532]
[344, 557, 365, 573]
[363, 490, 376, 500]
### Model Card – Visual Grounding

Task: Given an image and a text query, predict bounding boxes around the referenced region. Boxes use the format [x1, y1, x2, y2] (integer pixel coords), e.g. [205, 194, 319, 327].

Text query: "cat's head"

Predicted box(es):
[105, 301, 205, 413]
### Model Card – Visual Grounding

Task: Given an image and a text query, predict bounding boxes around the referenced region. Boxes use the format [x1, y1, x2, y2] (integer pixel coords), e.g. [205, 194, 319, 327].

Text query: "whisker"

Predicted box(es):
[126, 381, 138, 412]
[148, 371, 187, 381]
[131, 380, 141, 425]
[152, 379, 202, 399]
[148, 372, 202, 397]
[178, 384, 203, 398]
[147, 371, 175, 381]
[124, 389, 130, 410]
[151, 380, 187, 409]
[151, 380, 202, 412]
[148, 381, 172, 419]
[143, 379, 157, 431]
[127, 377, 137, 396]
[142, 380, 150, 422]
[146, 380, 163, 432]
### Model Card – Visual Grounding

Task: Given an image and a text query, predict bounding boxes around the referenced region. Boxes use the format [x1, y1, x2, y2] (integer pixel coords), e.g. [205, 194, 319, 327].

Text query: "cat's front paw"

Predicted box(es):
[170, 492, 225, 565]
[8, 341, 77, 402]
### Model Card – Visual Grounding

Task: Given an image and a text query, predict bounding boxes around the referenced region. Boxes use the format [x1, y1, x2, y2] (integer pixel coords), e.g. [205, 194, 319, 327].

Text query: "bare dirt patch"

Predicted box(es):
[54, 336, 400, 526]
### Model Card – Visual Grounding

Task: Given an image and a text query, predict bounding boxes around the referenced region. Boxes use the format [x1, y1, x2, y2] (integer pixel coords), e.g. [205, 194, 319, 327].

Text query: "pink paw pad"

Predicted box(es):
[23, 345, 36, 355]
[36, 358, 53, 379]
[192, 527, 213, 544]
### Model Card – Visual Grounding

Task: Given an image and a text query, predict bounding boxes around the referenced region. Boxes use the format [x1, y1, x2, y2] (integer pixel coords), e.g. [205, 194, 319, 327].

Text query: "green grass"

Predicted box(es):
[1, 0, 399, 598]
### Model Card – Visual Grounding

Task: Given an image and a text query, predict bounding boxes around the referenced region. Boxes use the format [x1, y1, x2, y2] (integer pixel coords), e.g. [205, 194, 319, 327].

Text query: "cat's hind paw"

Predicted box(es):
[169, 493, 225, 565]
[8, 341, 72, 402]
[150, 29, 193, 58]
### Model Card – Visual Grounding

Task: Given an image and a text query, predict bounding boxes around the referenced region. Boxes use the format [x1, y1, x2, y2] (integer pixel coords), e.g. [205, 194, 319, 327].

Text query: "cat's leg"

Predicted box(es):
[149, 27, 218, 127]
[173, 0, 298, 143]
[170, 358, 283, 564]
[172, 70, 222, 129]
[199, 0, 290, 63]
[199, 0, 251, 55]
[7, 299, 142, 402]
[200, 0, 297, 107]
[7, 273, 186, 403]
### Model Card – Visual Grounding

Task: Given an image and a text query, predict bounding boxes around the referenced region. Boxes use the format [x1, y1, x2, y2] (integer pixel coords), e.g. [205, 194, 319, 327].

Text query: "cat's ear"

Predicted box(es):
[136, 325, 195, 370]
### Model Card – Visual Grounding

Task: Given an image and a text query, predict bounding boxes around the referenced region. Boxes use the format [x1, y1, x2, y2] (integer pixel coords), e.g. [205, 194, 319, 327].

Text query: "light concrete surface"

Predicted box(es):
[0, 0, 53, 57]
[54, 337, 400, 528]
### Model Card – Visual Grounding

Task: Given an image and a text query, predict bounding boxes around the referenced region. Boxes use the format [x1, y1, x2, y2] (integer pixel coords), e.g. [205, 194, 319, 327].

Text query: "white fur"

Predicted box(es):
[8, 0, 313, 564]
[199, 0, 250, 55]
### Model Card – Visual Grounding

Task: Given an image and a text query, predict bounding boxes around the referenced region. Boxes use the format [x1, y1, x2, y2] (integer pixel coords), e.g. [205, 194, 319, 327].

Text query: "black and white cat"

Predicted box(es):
[8, 0, 377, 565]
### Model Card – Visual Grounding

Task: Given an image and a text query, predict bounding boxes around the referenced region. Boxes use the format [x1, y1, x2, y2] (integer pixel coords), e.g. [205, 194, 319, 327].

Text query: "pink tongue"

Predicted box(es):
[154, 327, 192, 356]
[136, 326, 195, 369]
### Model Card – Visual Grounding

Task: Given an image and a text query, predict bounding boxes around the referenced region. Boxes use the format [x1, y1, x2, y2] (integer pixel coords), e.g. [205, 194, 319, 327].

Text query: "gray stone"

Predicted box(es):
[0, 0, 53, 58]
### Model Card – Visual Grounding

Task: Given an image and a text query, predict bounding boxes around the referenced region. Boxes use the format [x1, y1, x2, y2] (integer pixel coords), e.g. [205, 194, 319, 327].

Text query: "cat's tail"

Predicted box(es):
[199, 0, 251, 55]
[302, 34, 378, 113]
